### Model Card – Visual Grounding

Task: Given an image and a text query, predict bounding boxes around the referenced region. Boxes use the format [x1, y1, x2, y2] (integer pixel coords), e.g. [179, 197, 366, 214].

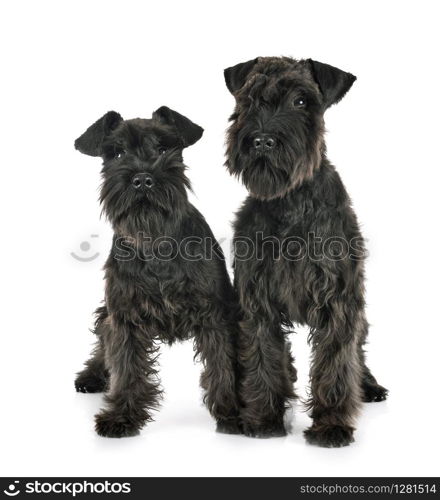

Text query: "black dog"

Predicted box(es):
[74, 107, 239, 437]
[224, 57, 388, 447]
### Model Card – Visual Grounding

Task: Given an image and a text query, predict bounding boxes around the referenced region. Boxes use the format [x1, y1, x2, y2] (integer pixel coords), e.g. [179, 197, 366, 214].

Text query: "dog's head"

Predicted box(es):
[224, 56, 356, 200]
[75, 107, 203, 226]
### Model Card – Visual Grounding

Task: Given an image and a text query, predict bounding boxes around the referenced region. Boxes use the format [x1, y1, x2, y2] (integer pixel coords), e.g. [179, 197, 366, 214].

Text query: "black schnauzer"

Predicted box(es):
[74, 107, 239, 437]
[224, 57, 388, 447]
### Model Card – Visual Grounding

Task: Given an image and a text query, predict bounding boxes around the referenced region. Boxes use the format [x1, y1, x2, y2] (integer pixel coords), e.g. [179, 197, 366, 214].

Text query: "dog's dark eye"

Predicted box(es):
[158, 147, 167, 155]
[115, 149, 126, 159]
[293, 97, 307, 108]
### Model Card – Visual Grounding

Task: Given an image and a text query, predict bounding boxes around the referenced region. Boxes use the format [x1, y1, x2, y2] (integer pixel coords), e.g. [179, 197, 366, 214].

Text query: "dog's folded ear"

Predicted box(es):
[224, 58, 259, 94]
[74, 111, 123, 156]
[153, 106, 203, 147]
[307, 59, 356, 109]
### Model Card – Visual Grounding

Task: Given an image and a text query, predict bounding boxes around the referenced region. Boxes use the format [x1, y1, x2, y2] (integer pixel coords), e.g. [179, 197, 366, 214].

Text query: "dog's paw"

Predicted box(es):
[242, 421, 287, 438]
[304, 424, 354, 448]
[216, 418, 242, 435]
[362, 382, 388, 402]
[75, 371, 107, 394]
[94, 412, 140, 438]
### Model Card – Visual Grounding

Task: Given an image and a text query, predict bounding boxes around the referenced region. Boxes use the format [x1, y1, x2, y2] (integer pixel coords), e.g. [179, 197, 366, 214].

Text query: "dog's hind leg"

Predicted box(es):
[94, 312, 161, 438]
[195, 314, 241, 435]
[75, 305, 109, 393]
[358, 315, 388, 402]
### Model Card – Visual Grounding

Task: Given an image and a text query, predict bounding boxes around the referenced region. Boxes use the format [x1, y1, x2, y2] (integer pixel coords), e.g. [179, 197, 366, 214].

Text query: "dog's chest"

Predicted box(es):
[238, 195, 321, 322]
[106, 254, 202, 340]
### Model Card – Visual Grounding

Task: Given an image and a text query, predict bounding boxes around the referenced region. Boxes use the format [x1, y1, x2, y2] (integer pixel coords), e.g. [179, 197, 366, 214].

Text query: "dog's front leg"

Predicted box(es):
[304, 306, 363, 447]
[238, 314, 295, 438]
[94, 312, 161, 438]
[195, 316, 241, 435]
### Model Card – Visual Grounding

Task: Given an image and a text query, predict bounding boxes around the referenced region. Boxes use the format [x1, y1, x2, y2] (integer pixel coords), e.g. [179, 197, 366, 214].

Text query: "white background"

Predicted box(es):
[1, 0, 439, 478]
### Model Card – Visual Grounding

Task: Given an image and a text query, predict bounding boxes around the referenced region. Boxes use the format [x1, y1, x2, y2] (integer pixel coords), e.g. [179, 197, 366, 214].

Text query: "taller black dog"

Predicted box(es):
[74, 107, 239, 437]
[224, 57, 387, 447]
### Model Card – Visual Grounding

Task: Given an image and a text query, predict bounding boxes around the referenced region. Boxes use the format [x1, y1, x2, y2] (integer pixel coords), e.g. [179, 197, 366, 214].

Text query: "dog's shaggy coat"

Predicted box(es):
[74, 107, 240, 437]
[224, 57, 388, 446]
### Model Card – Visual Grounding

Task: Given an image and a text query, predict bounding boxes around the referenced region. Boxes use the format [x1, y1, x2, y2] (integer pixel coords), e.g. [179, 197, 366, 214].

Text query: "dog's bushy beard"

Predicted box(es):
[226, 113, 323, 200]
[100, 151, 191, 237]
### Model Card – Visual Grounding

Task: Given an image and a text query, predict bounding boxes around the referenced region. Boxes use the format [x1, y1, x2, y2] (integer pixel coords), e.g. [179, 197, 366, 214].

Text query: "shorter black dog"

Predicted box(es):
[74, 107, 239, 437]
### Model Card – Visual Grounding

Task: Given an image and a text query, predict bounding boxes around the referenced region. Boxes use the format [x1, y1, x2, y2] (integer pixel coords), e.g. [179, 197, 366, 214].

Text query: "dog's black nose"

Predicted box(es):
[253, 135, 276, 151]
[132, 173, 155, 189]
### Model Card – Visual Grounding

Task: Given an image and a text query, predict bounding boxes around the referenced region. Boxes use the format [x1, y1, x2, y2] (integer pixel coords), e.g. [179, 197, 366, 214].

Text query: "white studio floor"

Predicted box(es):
[1, 322, 437, 477]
